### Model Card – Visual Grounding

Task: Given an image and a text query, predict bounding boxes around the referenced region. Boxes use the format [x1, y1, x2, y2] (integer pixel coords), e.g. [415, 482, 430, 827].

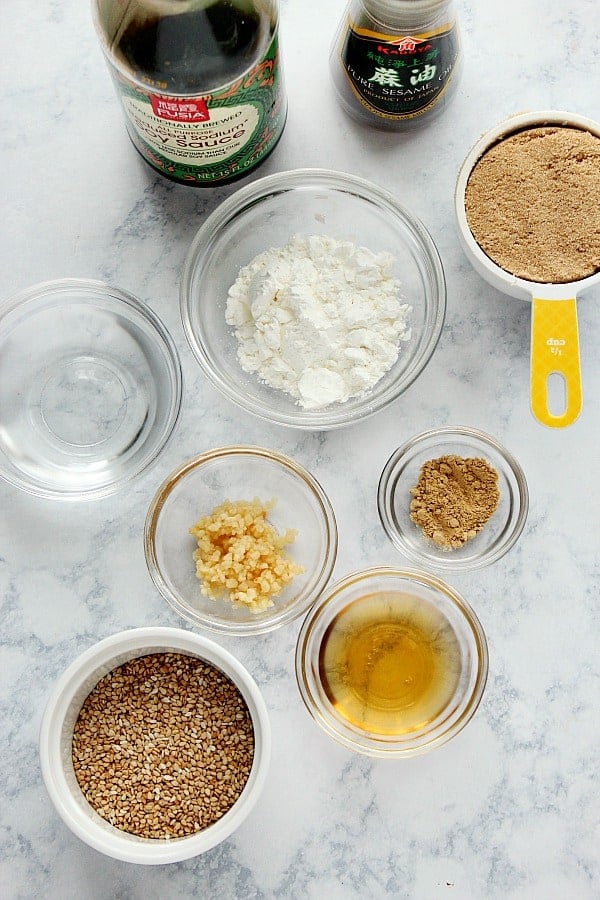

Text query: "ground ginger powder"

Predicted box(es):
[189, 498, 303, 612]
[410, 455, 500, 550]
[465, 125, 600, 283]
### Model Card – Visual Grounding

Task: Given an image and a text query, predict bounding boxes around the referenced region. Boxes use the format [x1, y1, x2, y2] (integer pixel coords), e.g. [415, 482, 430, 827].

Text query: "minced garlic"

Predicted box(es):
[189, 498, 303, 612]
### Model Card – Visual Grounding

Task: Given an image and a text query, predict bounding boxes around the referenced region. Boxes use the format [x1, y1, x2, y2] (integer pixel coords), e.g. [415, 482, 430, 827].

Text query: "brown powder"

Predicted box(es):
[464, 125, 600, 283]
[410, 455, 500, 549]
[71, 653, 255, 839]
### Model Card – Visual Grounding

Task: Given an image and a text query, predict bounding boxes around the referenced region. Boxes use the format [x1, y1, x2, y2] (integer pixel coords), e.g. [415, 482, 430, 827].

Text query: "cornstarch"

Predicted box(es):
[225, 234, 412, 409]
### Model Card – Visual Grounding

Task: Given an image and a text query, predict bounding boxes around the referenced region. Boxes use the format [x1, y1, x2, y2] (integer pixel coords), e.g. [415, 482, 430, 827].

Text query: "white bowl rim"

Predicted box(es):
[295, 565, 489, 758]
[454, 109, 600, 299]
[39, 626, 271, 865]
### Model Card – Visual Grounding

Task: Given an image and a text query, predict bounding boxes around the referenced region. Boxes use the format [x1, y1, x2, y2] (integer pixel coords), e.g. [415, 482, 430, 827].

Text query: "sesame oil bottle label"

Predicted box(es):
[112, 33, 285, 184]
[339, 21, 461, 121]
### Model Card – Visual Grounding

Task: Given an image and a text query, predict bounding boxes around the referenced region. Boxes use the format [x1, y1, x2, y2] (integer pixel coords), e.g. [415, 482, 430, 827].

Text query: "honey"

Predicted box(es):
[318, 591, 462, 735]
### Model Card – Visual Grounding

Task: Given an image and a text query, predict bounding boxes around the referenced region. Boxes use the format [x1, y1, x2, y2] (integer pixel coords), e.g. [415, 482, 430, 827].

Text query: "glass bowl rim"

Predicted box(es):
[377, 425, 530, 571]
[0, 277, 183, 501]
[179, 167, 446, 430]
[295, 565, 489, 758]
[144, 444, 339, 635]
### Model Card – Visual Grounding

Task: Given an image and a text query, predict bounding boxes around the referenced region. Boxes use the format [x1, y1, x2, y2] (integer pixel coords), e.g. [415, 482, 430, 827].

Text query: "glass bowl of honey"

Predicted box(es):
[295, 566, 488, 758]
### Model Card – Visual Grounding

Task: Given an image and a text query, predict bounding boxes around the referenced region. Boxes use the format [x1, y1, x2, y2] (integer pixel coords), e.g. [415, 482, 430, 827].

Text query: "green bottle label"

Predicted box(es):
[113, 32, 286, 185]
[340, 22, 460, 120]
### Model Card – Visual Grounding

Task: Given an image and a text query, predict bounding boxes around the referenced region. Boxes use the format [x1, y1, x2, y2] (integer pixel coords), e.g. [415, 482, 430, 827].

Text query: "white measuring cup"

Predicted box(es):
[455, 110, 600, 428]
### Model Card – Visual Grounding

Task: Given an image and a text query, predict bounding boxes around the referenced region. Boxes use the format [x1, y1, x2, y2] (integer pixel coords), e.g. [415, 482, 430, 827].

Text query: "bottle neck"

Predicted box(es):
[93, 0, 278, 94]
[109, 1, 267, 10]
[361, 0, 453, 31]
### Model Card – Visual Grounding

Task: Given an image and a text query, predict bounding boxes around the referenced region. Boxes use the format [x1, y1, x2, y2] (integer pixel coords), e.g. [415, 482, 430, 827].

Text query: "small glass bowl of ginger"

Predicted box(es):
[377, 426, 529, 572]
[144, 446, 338, 635]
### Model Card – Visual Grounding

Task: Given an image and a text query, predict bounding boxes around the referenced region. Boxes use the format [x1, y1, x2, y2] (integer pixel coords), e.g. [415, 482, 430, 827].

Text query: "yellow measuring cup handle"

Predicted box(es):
[530, 297, 582, 428]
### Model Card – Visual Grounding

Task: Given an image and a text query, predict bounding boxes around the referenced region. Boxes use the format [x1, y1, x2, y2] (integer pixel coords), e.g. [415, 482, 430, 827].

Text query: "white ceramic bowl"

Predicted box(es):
[39, 627, 270, 864]
[455, 109, 600, 300]
[454, 110, 600, 428]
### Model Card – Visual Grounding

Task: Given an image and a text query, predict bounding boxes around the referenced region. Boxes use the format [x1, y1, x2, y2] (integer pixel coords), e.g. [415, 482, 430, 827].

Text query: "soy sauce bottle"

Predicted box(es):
[92, 0, 287, 185]
[330, 0, 462, 131]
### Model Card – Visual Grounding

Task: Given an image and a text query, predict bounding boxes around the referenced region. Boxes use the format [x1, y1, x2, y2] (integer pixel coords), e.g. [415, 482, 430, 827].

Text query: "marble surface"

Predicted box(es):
[1, 1, 599, 897]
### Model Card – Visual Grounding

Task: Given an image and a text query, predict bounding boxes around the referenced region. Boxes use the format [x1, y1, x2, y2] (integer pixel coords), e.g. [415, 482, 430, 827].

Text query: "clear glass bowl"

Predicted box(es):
[144, 446, 338, 635]
[378, 427, 529, 571]
[295, 567, 488, 758]
[0, 279, 182, 500]
[180, 169, 446, 429]
[39, 627, 270, 864]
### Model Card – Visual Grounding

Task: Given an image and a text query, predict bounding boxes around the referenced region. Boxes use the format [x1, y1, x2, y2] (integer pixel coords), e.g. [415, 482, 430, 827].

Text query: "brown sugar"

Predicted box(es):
[410, 455, 500, 549]
[464, 125, 600, 283]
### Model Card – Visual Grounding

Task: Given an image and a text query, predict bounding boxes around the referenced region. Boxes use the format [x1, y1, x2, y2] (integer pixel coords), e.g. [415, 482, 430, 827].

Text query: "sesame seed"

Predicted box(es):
[71, 653, 255, 839]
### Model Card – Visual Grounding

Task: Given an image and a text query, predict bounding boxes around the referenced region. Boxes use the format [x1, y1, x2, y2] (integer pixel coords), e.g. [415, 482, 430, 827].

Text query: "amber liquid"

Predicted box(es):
[319, 591, 462, 736]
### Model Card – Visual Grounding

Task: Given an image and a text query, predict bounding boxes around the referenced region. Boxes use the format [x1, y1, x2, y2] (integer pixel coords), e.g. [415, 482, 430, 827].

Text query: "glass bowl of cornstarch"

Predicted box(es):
[181, 169, 446, 429]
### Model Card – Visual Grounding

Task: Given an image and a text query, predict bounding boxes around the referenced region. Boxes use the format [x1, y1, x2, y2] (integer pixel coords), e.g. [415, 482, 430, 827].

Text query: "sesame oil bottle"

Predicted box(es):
[330, 0, 462, 130]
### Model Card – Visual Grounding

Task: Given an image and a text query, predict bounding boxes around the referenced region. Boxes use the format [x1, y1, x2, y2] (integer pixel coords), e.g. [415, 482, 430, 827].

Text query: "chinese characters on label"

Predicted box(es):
[367, 63, 437, 87]
[150, 96, 210, 122]
[341, 24, 460, 119]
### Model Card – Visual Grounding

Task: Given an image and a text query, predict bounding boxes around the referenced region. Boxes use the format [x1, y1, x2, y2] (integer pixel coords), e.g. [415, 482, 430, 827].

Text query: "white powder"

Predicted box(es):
[225, 234, 412, 410]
